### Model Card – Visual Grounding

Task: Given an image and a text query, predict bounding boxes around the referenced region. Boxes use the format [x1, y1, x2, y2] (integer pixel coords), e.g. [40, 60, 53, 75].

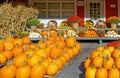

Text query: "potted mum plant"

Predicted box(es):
[97, 30, 105, 38]
[67, 16, 81, 28]
[37, 22, 44, 29]
[108, 16, 120, 29]
[27, 18, 40, 30]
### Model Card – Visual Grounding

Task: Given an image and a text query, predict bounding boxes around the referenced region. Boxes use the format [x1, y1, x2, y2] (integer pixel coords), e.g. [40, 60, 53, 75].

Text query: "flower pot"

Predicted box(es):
[38, 26, 43, 29]
[79, 34, 85, 37]
[99, 34, 105, 38]
[110, 23, 118, 29]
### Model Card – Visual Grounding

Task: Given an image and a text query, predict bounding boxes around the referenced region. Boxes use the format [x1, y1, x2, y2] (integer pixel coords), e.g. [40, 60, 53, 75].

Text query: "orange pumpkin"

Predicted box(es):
[22, 44, 30, 51]
[84, 57, 91, 70]
[41, 30, 48, 37]
[59, 55, 67, 65]
[103, 55, 114, 70]
[47, 61, 58, 76]
[16, 64, 31, 78]
[112, 48, 120, 59]
[41, 58, 51, 69]
[24, 49, 35, 56]
[115, 56, 120, 69]
[85, 65, 97, 78]
[65, 36, 76, 48]
[95, 67, 108, 78]
[72, 45, 80, 56]
[107, 46, 115, 53]
[5, 36, 14, 42]
[0, 52, 7, 64]
[62, 50, 70, 62]
[4, 41, 14, 51]
[29, 44, 37, 50]
[38, 40, 46, 48]
[65, 47, 73, 58]
[102, 49, 111, 58]
[0, 40, 5, 52]
[90, 50, 102, 60]
[92, 55, 103, 68]
[55, 58, 63, 70]
[49, 45, 62, 59]
[108, 65, 119, 78]
[13, 54, 28, 67]
[27, 54, 42, 67]
[0, 63, 17, 78]
[2, 50, 13, 60]
[13, 39, 23, 47]
[22, 36, 31, 45]
[12, 46, 24, 57]
[30, 62, 46, 78]
[49, 29, 58, 37]
[55, 40, 65, 49]
[96, 46, 104, 52]
[75, 42, 82, 50]
[36, 48, 47, 59]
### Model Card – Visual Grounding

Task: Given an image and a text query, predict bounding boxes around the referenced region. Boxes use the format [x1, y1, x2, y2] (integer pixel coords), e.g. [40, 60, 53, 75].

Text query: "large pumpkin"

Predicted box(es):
[12, 46, 24, 57]
[36, 48, 47, 59]
[22, 36, 31, 45]
[0, 63, 17, 78]
[65, 36, 76, 48]
[0, 52, 7, 64]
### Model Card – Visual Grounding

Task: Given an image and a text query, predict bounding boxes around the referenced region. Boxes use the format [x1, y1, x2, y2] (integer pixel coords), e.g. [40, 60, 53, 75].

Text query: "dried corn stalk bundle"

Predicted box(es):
[0, 3, 39, 37]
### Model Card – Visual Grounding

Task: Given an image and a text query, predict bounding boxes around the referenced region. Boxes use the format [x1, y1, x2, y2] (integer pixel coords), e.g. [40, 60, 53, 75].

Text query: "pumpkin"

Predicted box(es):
[38, 40, 46, 48]
[22, 36, 31, 45]
[22, 44, 30, 51]
[24, 49, 35, 56]
[84, 57, 91, 70]
[75, 42, 82, 50]
[96, 46, 104, 52]
[95, 67, 108, 78]
[41, 30, 48, 37]
[36, 48, 47, 59]
[4, 41, 14, 51]
[12, 46, 24, 57]
[5, 36, 14, 42]
[115, 56, 120, 69]
[62, 50, 70, 62]
[85, 65, 97, 78]
[29, 44, 37, 51]
[55, 36, 64, 41]
[13, 54, 28, 67]
[65, 47, 73, 58]
[55, 58, 63, 70]
[30, 62, 46, 78]
[47, 36, 55, 43]
[0, 52, 7, 64]
[102, 49, 111, 58]
[112, 48, 120, 59]
[90, 50, 102, 60]
[45, 45, 51, 57]
[16, 64, 31, 78]
[107, 46, 115, 53]
[92, 54, 103, 68]
[0, 40, 5, 52]
[72, 45, 80, 56]
[2, 50, 13, 60]
[103, 55, 114, 70]
[65, 36, 76, 48]
[108, 65, 119, 78]
[55, 40, 65, 49]
[60, 55, 67, 65]
[49, 29, 58, 37]
[47, 61, 59, 76]
[49, 45, 62, 59]
[27, 54, 42, 67]
[0, 62, 17, 78]
[41, 58, 51, 69]
[13, 39, 23, 47]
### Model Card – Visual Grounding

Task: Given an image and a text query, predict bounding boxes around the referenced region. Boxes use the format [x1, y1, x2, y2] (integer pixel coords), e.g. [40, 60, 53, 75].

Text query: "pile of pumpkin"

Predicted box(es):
[84, 45, 120, 78]
[0, 35, 82, 78]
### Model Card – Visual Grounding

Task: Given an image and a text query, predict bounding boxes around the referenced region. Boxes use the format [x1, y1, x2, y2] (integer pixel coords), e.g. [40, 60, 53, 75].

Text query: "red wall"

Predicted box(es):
[106, 0, 118, 21]
[77, 0, 84, 27]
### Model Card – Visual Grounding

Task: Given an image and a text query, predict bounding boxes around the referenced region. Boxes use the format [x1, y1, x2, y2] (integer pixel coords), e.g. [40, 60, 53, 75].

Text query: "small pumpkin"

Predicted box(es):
[0, 40, 5, 52]
[96, 45, 104, 52]
[49, 44, 62, 59]
[85, 64, 97, 78]
[108, 65, 119, 78]
[47, 61, 59, 76]
[2, 50, 13, 60]
[112, 48, 120, 59]
[22, 36, 31, 45]
[13, 54, 28, 67]
[12, 46, 24, 57]
[0, 52, 7, 64]
[0, 62, 17, 78]
[4, 41, 14, 51]
[16, 63, 31, 78]
[65, 36, 76, 48]
[72, 45, 80, 56]
[95, 67, 108, 78]
[13, 39, 23, 47]
[84, 57, 91, 70]
[115, 55, 120, 69]
[90, 50, 102, 60]
[30, 62, 46, 78]
[36, 48, 48, 59]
